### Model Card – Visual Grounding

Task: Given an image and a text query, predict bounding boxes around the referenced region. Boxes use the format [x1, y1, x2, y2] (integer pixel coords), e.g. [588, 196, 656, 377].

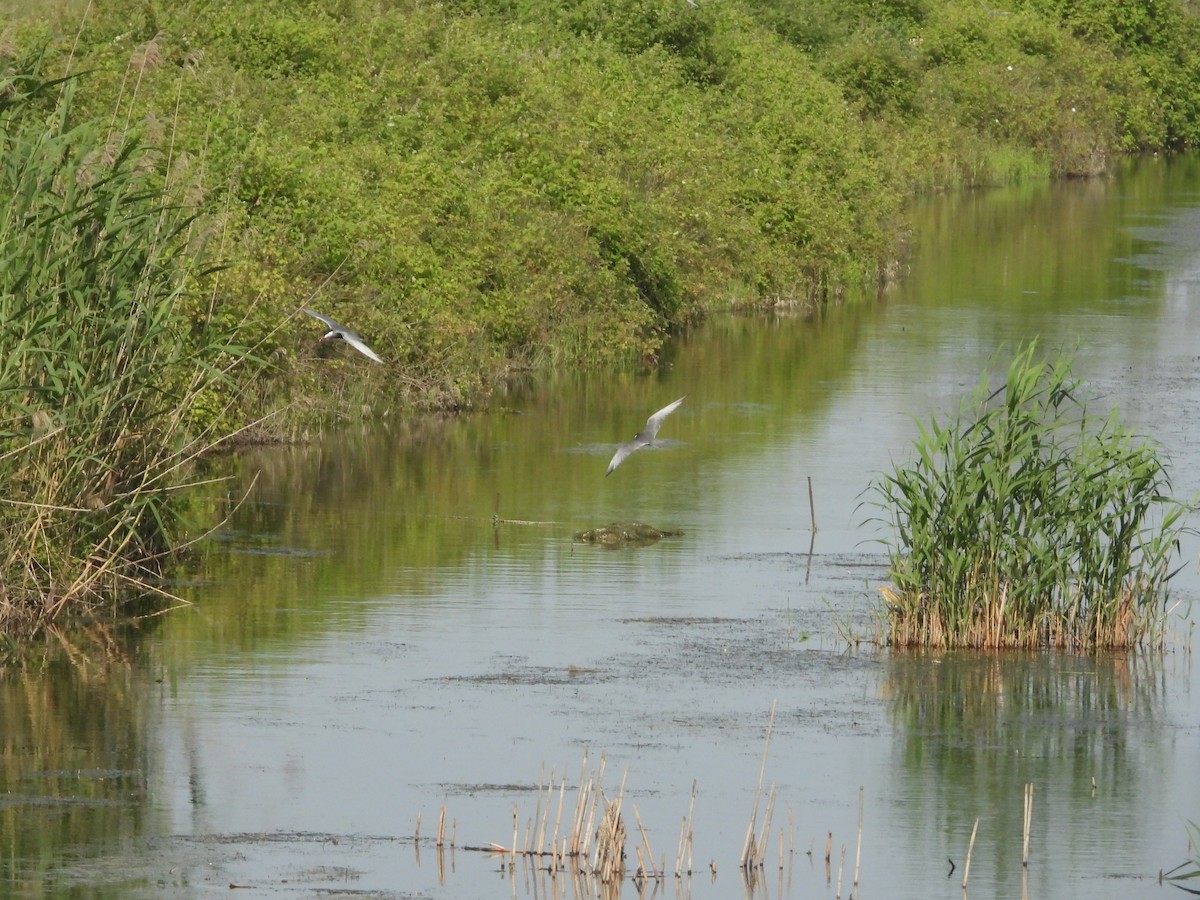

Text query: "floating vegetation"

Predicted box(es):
[869, 343, 1195, 650]
[574, 523, 684, 548]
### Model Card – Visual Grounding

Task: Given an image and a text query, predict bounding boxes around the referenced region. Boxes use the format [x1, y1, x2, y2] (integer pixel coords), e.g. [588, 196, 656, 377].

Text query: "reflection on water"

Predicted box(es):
[2, 156, 1200, 899]
[884, 651, 1176, 896]
[0, 629, 154, 898]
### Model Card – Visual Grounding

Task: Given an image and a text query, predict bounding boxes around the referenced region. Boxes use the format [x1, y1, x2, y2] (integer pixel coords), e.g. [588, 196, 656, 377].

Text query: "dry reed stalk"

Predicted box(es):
[687, 779, 696, 875]
[534, 765, 548, 853]
[836, 843, 846, 899]
[437, 804, 447, 848]
[808, 475, 818, 532]
[854, 786, 864, 891]
[415, 812, 422, 844]
[676, 818, 687, 878]
[741, 701, 778, 870]
[826, 831, 833, 863]
[577, 750, 606, 861]
[552, 777, 567, 863]
[571, 774, 592, 859]
[592, 770, 628, 883]
[512, 803, 519, 859]
[756, 785, 777, 867]
[634, 805, 657, 878]
[963, 817, 979, 891]
[1023, 783, 1033, 867]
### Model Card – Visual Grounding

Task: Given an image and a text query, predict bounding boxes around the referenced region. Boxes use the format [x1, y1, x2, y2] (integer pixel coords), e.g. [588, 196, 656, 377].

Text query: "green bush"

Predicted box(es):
[5, 0, 1198, 425]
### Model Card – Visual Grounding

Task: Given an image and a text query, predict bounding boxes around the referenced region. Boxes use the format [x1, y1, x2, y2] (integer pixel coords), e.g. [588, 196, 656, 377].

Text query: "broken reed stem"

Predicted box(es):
[742, 700, 778, 870]
[677, 782, 697, 880]
[963, 817, 980, 891]
[756, 785, 777, 866]
[552, 777, 566, 861]
[1023, 783, 1033, 867]
[512, 803, 519, 859]
[825, 831, 832, 863]
[634, 805, 657, 878]
[687, 780, 696, 876]
[808, 475, 818, 532]
[854, 786, 863, 890]
[437, 804, 447, 848]
[677, 817, 688, 878]
[836, 843, 846, 899]
[534, 766, 548, 854]
[415, 812, 422, 844]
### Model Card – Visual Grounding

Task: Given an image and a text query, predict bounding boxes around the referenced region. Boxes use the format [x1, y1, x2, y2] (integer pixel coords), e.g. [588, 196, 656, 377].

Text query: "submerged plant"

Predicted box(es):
[0, 58, 253, 631]
[869, 342, 1194, 650]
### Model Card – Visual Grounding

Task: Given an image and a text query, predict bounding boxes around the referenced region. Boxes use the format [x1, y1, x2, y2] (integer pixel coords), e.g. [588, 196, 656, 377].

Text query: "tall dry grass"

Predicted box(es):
[0, 54, 254, 632]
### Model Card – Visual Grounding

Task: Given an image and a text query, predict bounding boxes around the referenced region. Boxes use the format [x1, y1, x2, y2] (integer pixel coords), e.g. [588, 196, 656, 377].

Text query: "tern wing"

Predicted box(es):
[606, 440, 642, 476]
[302, 308, 342, 331]
[641, 396, 686, 441]
[344, 333, 384, 363]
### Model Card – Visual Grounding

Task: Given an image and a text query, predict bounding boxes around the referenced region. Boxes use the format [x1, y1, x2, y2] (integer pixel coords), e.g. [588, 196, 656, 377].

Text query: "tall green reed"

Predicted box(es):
[0, 58, 252, 630]
[869, 343, 1194, 650]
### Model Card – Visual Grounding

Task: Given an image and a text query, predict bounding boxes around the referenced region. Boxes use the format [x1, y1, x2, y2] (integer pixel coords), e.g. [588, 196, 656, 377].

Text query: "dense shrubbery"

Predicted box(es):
[4, 0, 1200, 420]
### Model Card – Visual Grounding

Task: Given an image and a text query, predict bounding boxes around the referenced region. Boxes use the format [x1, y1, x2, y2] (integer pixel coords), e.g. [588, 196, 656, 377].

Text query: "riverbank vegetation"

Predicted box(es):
[870, 344, 1195, 650]
[2, 0, 1199, 631]
[0, 65, 254, 633]
[6, 0, 1200, 417]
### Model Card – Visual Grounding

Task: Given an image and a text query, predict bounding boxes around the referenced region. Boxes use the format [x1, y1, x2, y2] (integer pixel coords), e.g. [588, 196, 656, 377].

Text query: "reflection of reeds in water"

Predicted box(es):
[0, 645, 149, 885]
[886, 651, 1166, 896]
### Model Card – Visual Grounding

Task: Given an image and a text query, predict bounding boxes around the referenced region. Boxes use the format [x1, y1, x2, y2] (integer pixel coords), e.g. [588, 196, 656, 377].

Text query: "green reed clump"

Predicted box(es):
[0, 61, 251, 631]
[870, 343, 1193, 650]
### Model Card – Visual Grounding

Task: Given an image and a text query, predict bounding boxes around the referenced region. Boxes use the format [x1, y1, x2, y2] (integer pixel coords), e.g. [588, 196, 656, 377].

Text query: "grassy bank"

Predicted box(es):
[5, 0, 1199, 420]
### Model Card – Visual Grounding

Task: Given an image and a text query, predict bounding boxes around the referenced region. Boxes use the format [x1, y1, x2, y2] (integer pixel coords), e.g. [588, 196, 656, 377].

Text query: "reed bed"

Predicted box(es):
[0, 58, 255, 631]
[870, 343, 1194, 651]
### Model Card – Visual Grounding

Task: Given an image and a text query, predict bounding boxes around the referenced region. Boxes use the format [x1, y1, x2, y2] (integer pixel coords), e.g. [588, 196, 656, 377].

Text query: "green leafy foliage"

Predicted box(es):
[4, 0, 1200, 424]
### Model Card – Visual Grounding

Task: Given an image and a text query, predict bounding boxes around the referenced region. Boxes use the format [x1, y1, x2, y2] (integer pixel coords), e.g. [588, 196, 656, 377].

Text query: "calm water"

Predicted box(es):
[3, 156, 1200, 899]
